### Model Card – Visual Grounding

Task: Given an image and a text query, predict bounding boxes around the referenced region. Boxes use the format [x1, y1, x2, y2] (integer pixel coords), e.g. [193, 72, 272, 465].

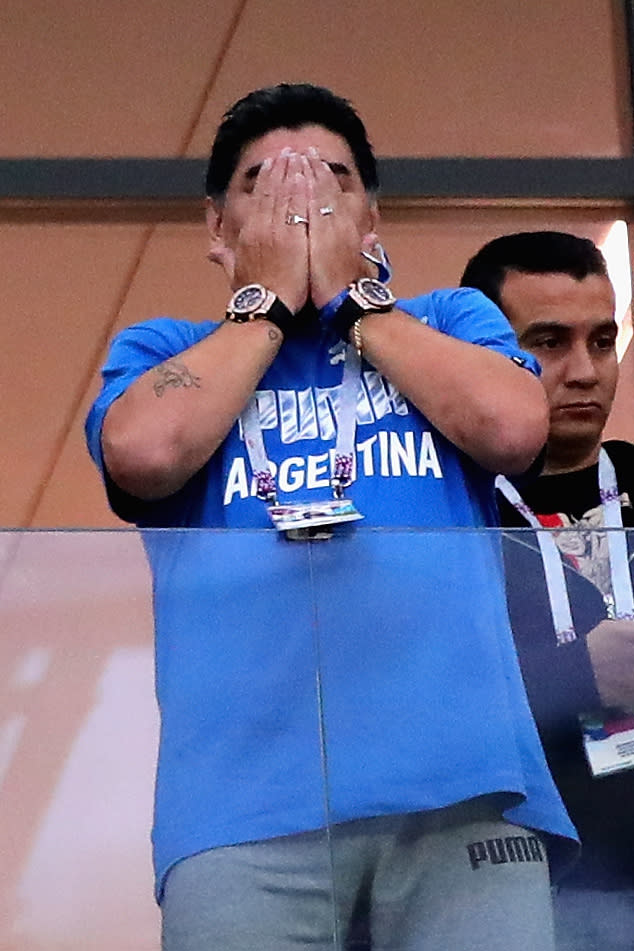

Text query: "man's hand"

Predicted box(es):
[587, 618, 634, 712]
[231, 149, 310, 314]
[304, 149, 374, 309]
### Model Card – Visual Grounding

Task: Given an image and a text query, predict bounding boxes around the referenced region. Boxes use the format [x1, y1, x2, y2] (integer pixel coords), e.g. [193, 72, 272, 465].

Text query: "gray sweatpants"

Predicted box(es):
[161, 799, 555, 951]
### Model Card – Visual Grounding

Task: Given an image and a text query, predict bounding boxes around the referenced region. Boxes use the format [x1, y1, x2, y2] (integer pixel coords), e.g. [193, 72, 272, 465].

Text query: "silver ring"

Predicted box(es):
[319, 206, 334, 216]
[286, 213, 308, 226]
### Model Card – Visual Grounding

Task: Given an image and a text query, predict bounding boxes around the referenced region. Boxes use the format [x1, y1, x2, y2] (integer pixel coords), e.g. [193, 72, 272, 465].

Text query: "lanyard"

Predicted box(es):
[497, 448, 634, 646]
[598, 449, 634, 619]
[241, 345, 362, 504]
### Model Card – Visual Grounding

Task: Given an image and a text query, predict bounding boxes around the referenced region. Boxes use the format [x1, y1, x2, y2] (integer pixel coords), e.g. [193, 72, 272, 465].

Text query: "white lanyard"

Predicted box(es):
[240, 345, 362, 504]
[598, 449, 634, 619]
[497, 448, 634, 646]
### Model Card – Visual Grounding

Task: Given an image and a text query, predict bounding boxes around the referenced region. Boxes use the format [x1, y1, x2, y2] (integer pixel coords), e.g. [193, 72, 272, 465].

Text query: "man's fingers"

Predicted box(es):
[285, 155, 309, 223]
[250, 156, 274, 217]
[588, 619, 634, 711]
[304, 149, 339, 223]
[252, 150, 289, 220]
[232, 148, 310, 313]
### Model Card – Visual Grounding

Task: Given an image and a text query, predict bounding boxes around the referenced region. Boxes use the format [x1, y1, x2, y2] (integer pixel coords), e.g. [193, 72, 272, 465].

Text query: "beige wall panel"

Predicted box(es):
[0, 222, 150, 526]
[380, 205, 624, 292]
[0, 0, 243, 155]
[113, 221, 228, 325]
[0, 530, 160, 951]
[189, 0, 631, 160]
[32, 393, 128, 529]
[32, 221, 222, 528]
[31, 207, 633, 528]
[606, 338, 634, 441]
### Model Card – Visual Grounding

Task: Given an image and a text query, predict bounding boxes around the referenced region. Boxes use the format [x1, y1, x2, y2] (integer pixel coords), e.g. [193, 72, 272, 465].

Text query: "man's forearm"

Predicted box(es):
[357, 309, 549, 474]
[102, 319, 283, 500]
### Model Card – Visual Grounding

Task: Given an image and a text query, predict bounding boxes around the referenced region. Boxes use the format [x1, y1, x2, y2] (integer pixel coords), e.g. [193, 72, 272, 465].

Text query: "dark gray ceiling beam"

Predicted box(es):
[1, 157, 634, 202]
[379, 157, 634, 200]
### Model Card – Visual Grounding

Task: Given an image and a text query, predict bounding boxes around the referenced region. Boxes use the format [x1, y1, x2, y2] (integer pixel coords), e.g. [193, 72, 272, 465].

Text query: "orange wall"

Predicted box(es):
[0, 531, 160, 951]
[0, 3, 632, 949]
[0, 0, 632, 528]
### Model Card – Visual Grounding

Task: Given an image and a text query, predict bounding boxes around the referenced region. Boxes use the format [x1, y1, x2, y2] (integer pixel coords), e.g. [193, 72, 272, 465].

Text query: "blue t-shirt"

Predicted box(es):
[86, 288, 577, 900]
[86, 288, 539, 530]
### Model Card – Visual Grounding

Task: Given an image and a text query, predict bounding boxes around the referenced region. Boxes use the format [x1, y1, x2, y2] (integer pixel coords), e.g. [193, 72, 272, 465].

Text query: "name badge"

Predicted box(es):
[580, 710, 634, 777]
[267, 498, 364, 539]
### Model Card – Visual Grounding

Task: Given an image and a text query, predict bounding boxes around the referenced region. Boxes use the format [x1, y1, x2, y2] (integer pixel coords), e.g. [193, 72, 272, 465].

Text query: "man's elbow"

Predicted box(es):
[496, 435, 546, 476]
[465, 378, 548, 475]
[102, 426, 192, 500]
[494, 395, 549, 476]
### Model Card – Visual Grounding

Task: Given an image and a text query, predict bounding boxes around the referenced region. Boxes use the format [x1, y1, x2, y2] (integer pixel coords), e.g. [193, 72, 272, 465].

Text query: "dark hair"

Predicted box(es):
[205, 82, 379, 199]
[460, 231, 609, 309]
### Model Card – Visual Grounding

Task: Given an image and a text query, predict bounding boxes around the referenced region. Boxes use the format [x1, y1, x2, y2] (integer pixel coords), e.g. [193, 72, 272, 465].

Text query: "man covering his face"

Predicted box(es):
[86, 87, 575, 951]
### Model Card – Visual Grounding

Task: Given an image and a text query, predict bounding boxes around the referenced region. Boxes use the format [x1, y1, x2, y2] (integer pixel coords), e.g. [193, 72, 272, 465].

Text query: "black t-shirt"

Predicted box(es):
[498, 440, 634, 890]
[498, 440, 634, 528]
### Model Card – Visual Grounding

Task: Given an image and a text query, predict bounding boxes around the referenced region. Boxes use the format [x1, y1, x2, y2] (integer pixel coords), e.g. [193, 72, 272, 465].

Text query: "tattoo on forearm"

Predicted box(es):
[152, 360, 202, 397]
[269, 326, 281, 342]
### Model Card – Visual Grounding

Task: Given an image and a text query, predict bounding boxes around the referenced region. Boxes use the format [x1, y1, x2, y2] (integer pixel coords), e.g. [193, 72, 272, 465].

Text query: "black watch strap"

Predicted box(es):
[330, 294, 368, 341]
[332, 295, 396, 341]
[261, 297, 295, 336]
[331, 279, 395, 342]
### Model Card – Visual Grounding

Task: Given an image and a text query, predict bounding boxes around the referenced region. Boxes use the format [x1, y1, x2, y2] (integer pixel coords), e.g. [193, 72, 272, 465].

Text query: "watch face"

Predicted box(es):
[357, 278, 395, 307]
[232, 283, 267, 314]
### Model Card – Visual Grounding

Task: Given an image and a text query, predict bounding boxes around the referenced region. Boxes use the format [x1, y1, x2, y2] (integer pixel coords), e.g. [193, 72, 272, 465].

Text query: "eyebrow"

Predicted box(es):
[326, 161, 351, 178]
[244, 164, 263, 181]
[244, 160, 352, 180]
[521, 320, 618, 338]
[521, 322, 569, 336]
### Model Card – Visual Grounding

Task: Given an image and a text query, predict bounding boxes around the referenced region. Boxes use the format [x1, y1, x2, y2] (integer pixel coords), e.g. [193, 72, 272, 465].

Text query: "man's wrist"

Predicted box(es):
[225, 283, 295, 336]
[330, 279, 396, 342]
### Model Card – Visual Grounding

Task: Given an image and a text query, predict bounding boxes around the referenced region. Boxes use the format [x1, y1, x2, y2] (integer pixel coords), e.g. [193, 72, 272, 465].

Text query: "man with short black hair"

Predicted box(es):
[87, 87, 575, 951]
[462, 230, 634, 951]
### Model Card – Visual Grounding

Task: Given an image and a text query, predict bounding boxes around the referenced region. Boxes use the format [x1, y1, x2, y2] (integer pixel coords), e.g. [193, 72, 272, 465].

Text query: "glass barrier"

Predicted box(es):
[1, 527, 632, 951]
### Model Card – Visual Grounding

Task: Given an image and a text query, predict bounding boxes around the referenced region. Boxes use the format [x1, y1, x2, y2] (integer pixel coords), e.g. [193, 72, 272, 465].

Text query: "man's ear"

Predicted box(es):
[368, 199, 379, 235]
[361, 201, 381, 257]
[205, 198, 223, 244]
[360, 201, 393, 282]
[361, 231, 380, 256]
[204, 199, 233, 277]
[360, 200, 380, 247]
